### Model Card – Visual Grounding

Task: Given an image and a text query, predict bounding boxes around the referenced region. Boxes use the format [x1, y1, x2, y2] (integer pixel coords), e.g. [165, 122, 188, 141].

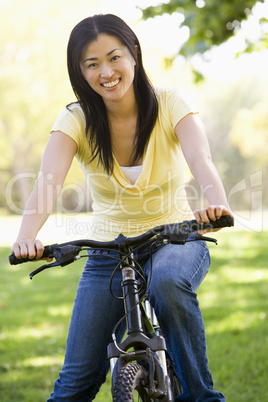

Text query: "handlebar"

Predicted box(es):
[9, 245, 54, 266]
[9, 216, 234, 268]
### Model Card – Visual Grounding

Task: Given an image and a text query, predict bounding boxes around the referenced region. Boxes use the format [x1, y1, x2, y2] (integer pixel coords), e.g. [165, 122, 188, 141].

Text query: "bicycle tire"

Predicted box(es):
[112, 363, 152, 402]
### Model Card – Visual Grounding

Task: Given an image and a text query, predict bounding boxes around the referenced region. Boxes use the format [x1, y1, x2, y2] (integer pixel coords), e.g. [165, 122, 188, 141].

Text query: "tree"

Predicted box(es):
[140, 1, 268, 211]
[140, 0, 268, 57]
[230, 99, 268, 209]
[0, 0, 101, 213]
[231, 100, 268, 165]
[183, 74, 267, 211]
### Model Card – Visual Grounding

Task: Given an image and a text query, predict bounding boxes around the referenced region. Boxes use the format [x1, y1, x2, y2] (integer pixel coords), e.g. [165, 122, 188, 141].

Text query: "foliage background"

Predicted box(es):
[1, 0, 268, 217]
[0, 1, 268, 400]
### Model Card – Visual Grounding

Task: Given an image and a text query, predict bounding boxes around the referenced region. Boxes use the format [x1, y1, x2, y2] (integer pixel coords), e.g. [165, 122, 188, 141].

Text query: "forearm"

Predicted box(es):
[191, 156, 230, 209]
[15, 171, 62, 242]
[175, 113, 232, 227]
[12, 132, 77, 258]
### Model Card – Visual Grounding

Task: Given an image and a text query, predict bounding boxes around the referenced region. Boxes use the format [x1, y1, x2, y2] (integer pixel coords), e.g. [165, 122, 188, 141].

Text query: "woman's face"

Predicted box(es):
[80, 34, 136, 107]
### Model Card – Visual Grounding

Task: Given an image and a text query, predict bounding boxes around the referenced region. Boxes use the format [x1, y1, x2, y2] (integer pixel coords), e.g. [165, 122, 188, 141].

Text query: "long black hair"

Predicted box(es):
[67, 14, 158, 175]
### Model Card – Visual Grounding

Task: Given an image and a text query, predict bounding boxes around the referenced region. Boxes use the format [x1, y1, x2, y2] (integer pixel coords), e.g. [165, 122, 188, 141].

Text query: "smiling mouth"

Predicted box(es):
[101, 79, 120, 88]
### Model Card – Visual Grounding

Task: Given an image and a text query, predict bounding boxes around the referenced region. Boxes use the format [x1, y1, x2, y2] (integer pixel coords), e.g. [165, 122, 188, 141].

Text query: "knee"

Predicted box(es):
[149, 268, 192, 305]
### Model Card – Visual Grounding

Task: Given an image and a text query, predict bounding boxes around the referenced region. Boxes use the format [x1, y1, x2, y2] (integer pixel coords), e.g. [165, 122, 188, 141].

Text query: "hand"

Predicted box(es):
[194, 205, 233, 234]
[11, 239, 46, 261]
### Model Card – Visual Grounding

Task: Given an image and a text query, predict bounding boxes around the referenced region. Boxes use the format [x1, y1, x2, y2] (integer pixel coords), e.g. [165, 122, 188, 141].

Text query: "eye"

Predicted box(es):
[111, 55, 120, 62]
[87, 63, 98, 68]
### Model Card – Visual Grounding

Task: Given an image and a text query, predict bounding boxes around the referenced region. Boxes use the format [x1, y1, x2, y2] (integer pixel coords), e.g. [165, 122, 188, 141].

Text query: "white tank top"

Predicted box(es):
[120, 165, 142, 185]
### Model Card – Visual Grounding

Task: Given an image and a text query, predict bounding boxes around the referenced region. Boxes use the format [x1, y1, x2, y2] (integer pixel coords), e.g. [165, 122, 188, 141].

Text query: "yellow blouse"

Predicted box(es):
[51, 87, 196, 240]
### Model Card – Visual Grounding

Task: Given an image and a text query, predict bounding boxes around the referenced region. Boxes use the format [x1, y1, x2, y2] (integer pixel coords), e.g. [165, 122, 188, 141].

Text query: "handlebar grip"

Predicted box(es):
[201, 215, 234, 230]
[9, 245, 54, 266]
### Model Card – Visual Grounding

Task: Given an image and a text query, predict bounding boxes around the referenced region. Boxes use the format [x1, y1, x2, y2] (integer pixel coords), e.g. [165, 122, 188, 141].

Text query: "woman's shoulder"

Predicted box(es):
[51, 102, 85, 133]
[155, 87, 197, 112]
[153, 87, 198, 129]
[51, 101, 87, 155]
[63, 102, 85, 122]
[154, 87, 190, 103]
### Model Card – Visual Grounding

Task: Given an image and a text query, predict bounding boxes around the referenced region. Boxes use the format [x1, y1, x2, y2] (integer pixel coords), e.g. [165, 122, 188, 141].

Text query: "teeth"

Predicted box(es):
[102, 79, 120, 88]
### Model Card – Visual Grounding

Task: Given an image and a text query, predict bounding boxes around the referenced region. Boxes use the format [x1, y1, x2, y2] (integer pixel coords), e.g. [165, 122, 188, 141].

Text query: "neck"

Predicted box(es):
[104, 88, 138, 120]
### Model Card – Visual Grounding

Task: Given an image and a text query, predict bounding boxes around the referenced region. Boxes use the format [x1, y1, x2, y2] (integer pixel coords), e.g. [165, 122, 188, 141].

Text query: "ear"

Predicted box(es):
[134, 45, 139, 65]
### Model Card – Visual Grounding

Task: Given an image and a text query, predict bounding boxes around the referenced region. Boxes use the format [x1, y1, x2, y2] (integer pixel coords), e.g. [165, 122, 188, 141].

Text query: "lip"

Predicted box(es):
[101, 78, 121, 89]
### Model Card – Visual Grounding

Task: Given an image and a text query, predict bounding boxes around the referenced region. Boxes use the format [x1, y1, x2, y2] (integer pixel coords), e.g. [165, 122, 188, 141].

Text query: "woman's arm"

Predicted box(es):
[175, 113, 232, 225]
[11, 131, 77, 259]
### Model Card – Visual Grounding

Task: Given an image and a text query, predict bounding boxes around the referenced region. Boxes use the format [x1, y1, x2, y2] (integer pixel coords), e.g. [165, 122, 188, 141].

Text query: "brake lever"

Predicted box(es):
[52, 245, 82, 266]
[161, 232, 218, 245]
[29, 245, 82, 279]
[29, 260, 62, 279]
[193, 235, 218, 244]
[166, 233, 189, 244]
[160, 223, 192, 244]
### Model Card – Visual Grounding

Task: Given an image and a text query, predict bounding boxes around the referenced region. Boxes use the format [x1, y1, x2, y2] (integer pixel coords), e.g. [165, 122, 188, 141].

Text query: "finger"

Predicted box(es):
[214, 205, 233, 220]
[221, 206, 233, 217]
[194, 209, 202, 223]
[11, 243, 21, 259]
[215, 205, 224, 219]
[206, 205, 217, 221]
[26, 239, 38, 260]
[194, 209, 209, 234]
[199, 209, 210, 223]
[18, 242, 29, 258]
[194, 208, 210, 226]
[35, 240, 45, 260]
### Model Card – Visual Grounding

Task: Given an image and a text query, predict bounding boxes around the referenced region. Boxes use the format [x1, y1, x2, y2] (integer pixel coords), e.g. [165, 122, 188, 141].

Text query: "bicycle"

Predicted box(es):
[9, 215, 234, 401]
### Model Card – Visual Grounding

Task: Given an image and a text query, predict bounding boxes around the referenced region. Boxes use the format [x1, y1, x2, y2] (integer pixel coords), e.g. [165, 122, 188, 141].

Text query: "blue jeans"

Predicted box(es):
[48, 239, 225, 401]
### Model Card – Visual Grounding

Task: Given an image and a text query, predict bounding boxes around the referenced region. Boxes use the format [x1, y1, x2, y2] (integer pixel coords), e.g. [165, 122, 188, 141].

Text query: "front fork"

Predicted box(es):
[109, 300, 173, 400]
[144, 299, 174, 401]
[110, 251, 143, 373]
[109, 266, 173, 399]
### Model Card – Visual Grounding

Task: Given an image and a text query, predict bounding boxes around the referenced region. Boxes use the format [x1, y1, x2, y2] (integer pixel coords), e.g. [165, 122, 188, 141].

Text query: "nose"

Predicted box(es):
[100, 62, 114, 78]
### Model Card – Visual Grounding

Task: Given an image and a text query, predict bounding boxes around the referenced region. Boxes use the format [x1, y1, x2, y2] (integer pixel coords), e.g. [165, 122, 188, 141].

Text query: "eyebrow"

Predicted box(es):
[83, 48, 120, 63]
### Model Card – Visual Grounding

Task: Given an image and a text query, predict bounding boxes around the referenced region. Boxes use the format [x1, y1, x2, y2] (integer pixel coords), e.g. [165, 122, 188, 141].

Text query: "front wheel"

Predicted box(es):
[112, 363, 152, 402]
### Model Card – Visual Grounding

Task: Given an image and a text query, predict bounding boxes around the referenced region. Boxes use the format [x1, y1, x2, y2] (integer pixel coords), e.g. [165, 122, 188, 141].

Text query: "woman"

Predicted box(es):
[12, 14, 232, 401]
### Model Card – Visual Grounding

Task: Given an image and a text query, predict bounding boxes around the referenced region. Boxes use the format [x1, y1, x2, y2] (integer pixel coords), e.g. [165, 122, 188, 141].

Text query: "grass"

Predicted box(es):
[0, 229, 267, 401]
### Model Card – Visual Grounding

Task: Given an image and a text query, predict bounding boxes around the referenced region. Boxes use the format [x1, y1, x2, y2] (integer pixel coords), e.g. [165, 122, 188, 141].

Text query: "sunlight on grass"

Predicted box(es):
[8, 323, 64, 340]
[20, 276, 35, 285]
[47, 305, 72, 317]
[19, 356, 63, 368]
[1, 230, 268, 401]
[206, 310, 264, 335]
[223, 267, 268, 283]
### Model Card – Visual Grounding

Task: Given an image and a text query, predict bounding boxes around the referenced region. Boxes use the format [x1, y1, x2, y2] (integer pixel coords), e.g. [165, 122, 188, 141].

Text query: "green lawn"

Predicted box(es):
[0, 230, 267, 401]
